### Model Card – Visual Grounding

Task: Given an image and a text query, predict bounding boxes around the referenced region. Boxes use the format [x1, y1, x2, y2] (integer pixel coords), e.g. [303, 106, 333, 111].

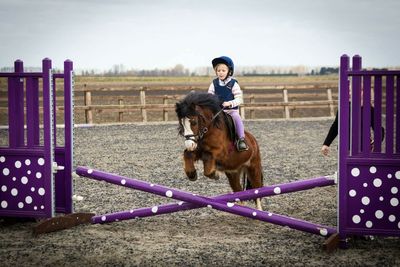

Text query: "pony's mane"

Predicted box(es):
[175, 91, 222, 119]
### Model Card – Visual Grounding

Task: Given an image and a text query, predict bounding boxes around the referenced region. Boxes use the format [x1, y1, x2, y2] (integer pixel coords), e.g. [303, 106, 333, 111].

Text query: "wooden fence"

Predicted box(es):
[0, 82, 339, 125]
[75, 83, 338, 124]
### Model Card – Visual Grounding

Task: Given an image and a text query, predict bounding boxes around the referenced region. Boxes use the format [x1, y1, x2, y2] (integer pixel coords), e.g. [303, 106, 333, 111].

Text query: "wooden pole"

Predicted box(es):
[250, 94, 255, 119]
[163, 96, 168, 121]
[84, 84, 93, 124]
[118, 98, 123, 122]
[140, 87, 147, 122]
[326, 88, 335, 117]
[283, 89, 290, 119]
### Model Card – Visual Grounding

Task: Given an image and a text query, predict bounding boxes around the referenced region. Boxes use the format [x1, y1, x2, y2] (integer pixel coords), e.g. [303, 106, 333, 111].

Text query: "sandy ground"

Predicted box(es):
[0, 119, 399, 266]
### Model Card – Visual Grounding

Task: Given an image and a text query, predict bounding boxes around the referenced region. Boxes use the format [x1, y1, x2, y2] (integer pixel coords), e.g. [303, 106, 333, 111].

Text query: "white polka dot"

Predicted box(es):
[366, 221, 373, 228]
[15, 161, 22, 168]
[254, 190, 259, 194]
[375, 210, 384, 219]
[389, 215, 396, 222]
[363, 183, 368, 188]
[151, 206, 158, 213]
[391, 187, 398, 194]
[252, 212, 257, 216]
[11, 188, 18, 196]
[25, 159, 31, 166]
[165, 190, 173, 197]
[178, 201, 184, 206]
[395, 171, 400, 179]
[362, 196, 370, 205]
[273, 187, 281, 194]
[398, 222, 400, 229]
[349, 189, 357, 197]
[18, 202, 24, 208]
[320, 228, 328, 236]
[27, 170, 31, 175]
[207, 205, 212, 209]
[352, 215, 361, 224]
[1, 185, 7, 192]
[38, 188, 45, 196]
[3, 168, 10, 176]
[379, 196, 384, 201]
[373, 178, 382, 187]
[0, 156, 5, 162]
[390, 198, 399, 207]
[36, 172, 42, 179]
[101, 216, 106, 221]
[31, 187, 35, 192]
[87, 169, 93, 174]
[388, 174, 392, 179]
[21, 176, 28, 184]
[227, 202, 235, 208]
[268, 213, 273, 216]
[12, 177, 16, 181]
[1, 201, 8, 208]
[40, 205, 44, 209]
[38, 158, 45, 166]
[235, 198, 241, 202]
[150, 184, 154, 187]
[25, 196, 32, 204]
[369, 166, 377, 173]
[351, 168, 360, 177]
[34, 206, 37, 210]
[121, 179, 126, 185]
[360, 209, 365, 213]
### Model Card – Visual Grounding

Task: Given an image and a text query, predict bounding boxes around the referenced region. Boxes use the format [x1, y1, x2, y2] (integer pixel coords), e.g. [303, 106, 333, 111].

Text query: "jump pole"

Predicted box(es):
[76, 167, 336, 237]
[90, 175, 335, 224]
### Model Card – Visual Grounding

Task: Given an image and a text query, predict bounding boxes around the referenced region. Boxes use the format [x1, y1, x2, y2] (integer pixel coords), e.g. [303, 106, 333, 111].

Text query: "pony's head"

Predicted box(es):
[175, 91, 223, 151]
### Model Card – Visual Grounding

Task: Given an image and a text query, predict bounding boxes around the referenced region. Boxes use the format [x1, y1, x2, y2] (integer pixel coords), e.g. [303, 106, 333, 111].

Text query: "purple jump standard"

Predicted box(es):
[76, 167, 337, 237]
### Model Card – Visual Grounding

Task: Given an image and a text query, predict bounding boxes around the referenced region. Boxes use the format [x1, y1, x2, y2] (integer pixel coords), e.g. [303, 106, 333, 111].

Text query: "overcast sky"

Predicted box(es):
[0, 0, 399, 71]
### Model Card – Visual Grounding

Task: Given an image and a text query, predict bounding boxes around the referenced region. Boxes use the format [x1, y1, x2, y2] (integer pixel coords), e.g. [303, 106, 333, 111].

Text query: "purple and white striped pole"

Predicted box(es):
[90, 175, 334, 224]
[76, 167, 336, 237]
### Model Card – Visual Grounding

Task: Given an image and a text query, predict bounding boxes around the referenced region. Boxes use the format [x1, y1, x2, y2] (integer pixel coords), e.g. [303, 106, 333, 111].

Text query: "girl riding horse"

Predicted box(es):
[175, 92, 264, 210]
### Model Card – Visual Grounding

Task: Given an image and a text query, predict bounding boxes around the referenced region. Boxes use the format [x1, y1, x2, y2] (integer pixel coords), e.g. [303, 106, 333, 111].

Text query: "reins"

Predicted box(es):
[184, 108, 225, 142]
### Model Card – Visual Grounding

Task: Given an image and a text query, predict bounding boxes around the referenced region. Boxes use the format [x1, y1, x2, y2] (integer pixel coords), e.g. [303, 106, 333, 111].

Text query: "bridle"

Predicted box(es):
[184, 108, 225, 143]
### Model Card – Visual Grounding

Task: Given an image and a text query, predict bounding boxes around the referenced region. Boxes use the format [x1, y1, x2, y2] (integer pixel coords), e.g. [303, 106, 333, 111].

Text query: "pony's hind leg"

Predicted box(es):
[225, 172, 246, 205]
[246, 167, 264, 211]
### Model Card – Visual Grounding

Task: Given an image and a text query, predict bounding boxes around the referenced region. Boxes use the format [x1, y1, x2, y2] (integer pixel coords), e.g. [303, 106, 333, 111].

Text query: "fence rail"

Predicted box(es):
[77, 85, 338, 123]
[0, 83, 341, 124]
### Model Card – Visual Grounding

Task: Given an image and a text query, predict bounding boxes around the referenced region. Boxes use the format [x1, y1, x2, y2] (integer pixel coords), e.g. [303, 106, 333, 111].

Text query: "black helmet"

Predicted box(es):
[212, 56, 234, 76]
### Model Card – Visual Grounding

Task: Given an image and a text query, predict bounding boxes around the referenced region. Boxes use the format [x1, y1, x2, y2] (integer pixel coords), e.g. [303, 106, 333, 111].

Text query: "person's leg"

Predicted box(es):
[226, 110, 247, 151]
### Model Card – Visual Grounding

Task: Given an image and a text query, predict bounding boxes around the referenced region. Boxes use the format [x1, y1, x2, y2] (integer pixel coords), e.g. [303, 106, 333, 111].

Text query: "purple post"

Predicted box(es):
[351, 55, 362, 155]
[42, 58, 55, 218]
[76, 167, 337, 237]
[8, 60, 24, 147]
[26, 76, 40, 147]
[385, 75, 394, 155]
[338, 55, 400, 246]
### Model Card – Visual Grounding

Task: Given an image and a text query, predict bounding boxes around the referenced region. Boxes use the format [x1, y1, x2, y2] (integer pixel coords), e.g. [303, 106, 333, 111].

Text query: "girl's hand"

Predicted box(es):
[222, 102, 231, 108]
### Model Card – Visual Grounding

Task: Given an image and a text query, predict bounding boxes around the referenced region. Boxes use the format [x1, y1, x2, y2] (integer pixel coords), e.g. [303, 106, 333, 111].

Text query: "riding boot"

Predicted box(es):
[236, 138, 248, 151]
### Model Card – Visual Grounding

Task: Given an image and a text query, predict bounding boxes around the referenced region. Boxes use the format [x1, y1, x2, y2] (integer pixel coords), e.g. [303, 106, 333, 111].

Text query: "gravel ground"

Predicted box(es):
[0, 119, 399, 266]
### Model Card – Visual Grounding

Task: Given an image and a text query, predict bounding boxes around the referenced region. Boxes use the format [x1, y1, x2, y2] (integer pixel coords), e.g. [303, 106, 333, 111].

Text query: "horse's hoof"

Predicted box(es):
[208, 172, 220, 180]
[186, 171, 197, 181]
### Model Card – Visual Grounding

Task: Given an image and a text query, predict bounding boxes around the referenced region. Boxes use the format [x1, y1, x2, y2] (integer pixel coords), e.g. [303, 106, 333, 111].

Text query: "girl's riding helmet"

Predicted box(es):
[212, 56, 234, 76]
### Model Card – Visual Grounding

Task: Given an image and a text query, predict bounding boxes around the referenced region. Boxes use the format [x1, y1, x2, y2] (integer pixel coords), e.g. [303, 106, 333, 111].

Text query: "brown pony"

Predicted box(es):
[175, 92, 264, 210]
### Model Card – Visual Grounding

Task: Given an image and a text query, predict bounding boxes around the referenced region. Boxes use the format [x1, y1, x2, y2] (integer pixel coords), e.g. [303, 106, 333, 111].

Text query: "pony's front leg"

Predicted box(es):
[202, 152, 219, 180]
[183, 150, 198, 181]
